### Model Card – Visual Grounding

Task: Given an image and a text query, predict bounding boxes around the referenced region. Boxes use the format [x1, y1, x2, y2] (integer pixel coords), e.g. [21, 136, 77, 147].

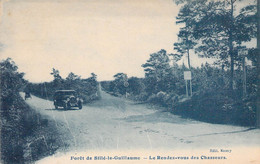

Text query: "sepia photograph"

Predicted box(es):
[0, 0, 259, 163]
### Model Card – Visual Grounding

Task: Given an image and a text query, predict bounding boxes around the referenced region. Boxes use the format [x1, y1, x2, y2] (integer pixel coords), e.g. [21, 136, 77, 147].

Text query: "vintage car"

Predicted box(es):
[53, 90, 83, 109]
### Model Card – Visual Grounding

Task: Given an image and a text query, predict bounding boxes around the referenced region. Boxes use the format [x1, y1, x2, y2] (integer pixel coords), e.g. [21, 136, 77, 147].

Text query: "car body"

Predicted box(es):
[24, 92, 31, 100]
[53, 90, 83, 109]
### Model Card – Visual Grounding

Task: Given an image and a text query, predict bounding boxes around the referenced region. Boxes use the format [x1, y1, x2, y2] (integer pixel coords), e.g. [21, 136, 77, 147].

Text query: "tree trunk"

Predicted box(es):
[257, 0, 260, 128]
[187, 49, 191, 70]
[229, 0, 235, 90]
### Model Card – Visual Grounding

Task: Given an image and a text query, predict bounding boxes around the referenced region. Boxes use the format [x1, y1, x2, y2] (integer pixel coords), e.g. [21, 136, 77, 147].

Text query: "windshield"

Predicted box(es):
[54, 91, 76, 98]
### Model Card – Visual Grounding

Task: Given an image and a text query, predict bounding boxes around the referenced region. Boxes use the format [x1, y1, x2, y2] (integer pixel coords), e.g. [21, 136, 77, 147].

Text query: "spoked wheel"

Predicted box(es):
[78, 103, 82, 109]
[63, 103, 68, 110]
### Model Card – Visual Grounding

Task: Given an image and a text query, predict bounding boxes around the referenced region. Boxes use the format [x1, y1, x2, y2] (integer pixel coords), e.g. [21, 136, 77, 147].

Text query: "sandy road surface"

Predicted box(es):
[21, 90, 260, 162]
[21, 90, 260, 151]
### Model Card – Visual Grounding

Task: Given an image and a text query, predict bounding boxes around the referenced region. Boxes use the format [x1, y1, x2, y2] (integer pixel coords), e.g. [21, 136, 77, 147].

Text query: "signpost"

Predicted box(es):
[184, 71, 192, 97]
[184, 71, 191, 80]
[124, 81, 129, 87]
[123, 76, 129, 98]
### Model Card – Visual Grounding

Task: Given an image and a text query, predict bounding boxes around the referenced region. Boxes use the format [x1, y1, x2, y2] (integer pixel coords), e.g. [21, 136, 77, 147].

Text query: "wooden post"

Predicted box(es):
[242, 57, 247, 98]
[185, 80, 188, 97]
[190, 80, 192, 96]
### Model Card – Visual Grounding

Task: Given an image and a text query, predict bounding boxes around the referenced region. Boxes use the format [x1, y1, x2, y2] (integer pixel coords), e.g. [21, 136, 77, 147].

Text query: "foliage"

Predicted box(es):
[101, 46, 257, 126]
[174, 0, 257, 89]
[173, 88, 256, 126]
[142, 49, 173, 93]
[127, 77, 145, 96]
[112, 73, 128, 95]
[66, 72, 81, 81]
[29, 70, 100, 103]
[0, 58, 26, 107]
[0, 58, 63, 163]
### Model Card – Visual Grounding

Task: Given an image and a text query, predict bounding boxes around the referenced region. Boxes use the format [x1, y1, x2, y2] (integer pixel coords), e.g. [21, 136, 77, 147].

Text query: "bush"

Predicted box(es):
[147, 91, 168, 106]
[173, 89, 256, 126]
[0, 58, 63, 163]
[132, 92, 150, 102]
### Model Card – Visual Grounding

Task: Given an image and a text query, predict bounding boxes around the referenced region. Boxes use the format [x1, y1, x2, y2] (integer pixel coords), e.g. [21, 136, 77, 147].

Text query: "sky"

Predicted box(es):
[0, 0, 256, 82]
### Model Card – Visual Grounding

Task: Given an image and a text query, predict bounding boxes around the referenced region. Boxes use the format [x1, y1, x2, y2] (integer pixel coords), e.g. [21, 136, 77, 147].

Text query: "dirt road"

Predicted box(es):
[21, 90, 260, 159]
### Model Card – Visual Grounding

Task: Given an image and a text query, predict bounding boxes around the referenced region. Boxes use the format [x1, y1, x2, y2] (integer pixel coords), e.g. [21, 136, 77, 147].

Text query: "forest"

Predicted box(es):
[101, 0, 258, 126]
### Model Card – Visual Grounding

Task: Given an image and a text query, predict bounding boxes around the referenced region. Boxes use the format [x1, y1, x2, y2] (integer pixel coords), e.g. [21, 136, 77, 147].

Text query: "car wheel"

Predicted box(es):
[78, 103, 82, 109]
[63, 103, 67, 110]
[67, 103, 71, 109]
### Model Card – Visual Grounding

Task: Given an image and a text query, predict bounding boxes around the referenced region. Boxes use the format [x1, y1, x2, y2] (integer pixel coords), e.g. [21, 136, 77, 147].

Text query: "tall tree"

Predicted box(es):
[113, 73, 127, 81]
[174, 4, 198, 69]
[174, 29, 197, 69]
[89, 73, 98, 87]
[142, 49, 171, 78]
[0, 58, 25, 104]
[257, 0, 260, 128]
[50, 68, 62, 81]
[50, 68, 63, 87]
[142, 49, 172, 93]
[66, 72, 81, 81]
[111, 73, 128, 95]
[90, 73, 97, 80]
[176, 0, 257, 90]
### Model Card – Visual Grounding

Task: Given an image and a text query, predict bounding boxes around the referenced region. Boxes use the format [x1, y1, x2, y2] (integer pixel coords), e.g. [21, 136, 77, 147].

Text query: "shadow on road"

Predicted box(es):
[189, 128, 257, 137]
[117, 111, 199, 125]
[45, 108, 81, 111]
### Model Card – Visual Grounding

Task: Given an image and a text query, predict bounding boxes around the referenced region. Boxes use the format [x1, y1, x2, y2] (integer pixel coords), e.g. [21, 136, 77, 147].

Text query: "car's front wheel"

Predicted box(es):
[78, 103, 82, 109]
[63, 103, 68, 110]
